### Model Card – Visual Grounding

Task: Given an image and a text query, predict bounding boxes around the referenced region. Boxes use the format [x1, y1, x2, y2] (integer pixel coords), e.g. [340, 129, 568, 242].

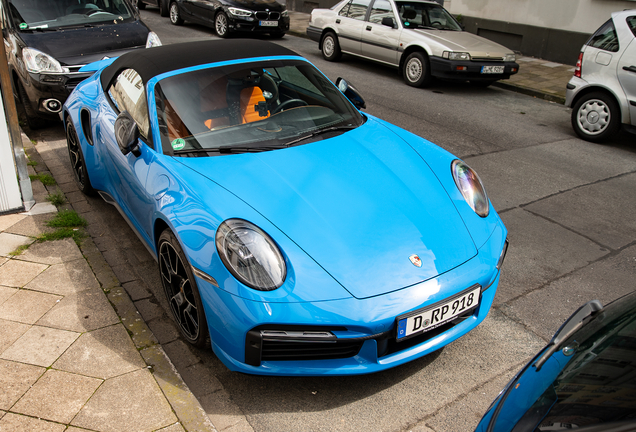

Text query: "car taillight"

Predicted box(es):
[574, 52, 583, 78]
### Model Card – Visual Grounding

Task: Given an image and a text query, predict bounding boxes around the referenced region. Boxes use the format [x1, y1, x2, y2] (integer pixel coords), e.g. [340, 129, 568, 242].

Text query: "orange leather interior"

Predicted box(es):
[200, 77, 231, 130]
[239, 87, 269, 124]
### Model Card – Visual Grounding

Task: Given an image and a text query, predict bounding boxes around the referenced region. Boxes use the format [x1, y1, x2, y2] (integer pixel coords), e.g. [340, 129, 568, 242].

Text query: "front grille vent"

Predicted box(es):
[255, 11, 280, 20]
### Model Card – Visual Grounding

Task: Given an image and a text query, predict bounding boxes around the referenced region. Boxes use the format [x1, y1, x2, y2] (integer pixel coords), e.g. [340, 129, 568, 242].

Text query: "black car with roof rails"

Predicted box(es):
[166, 0, 289, 39]
[0, 0, 161, 129]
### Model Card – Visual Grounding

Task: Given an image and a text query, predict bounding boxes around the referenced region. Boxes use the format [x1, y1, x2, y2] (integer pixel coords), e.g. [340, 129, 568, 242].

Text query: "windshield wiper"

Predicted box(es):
[283, 125, 356, 147]
[174, 145, 286, 156]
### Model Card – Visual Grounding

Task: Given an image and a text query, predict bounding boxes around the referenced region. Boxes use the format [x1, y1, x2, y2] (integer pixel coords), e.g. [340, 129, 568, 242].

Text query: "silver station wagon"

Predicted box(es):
[307, 0, 519, 87]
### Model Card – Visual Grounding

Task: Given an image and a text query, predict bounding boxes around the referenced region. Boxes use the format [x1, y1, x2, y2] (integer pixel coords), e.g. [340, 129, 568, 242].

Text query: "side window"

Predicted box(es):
[340, 0, 371, 20]
[338, 1, 350, 17]
[369, 0, 395, 24]
[628, 16, 636, 38]
[108, 68, 151, 141]
[587, 19, 619, 52]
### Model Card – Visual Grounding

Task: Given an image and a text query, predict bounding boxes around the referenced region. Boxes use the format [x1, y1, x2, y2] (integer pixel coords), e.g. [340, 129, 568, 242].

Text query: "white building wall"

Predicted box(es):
[447, 0, 634, 34]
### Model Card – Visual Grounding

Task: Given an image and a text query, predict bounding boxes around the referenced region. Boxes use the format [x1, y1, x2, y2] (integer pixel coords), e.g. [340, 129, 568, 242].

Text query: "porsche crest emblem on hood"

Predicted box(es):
[409, 254, 422, 268]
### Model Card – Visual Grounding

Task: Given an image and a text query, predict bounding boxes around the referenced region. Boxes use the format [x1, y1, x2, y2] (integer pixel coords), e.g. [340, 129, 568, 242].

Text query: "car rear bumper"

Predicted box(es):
[307, 25, 322, 42]
[430, 57, 519, 81]
[198, 223, 508, 376]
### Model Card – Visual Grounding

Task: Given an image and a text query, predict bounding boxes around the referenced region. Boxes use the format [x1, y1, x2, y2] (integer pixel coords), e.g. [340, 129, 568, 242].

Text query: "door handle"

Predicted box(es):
[623, 66, 636, 73]
[366, 26, 372, 31]
[336, 19, 341, 24]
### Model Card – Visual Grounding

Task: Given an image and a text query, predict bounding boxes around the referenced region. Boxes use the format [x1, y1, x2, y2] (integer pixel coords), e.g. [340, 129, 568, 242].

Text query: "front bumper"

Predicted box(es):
[429, 57, 519, 82]
[227, 14, 290, 34]
[21, 71, 93, 119]
[198, 223, 508, 376]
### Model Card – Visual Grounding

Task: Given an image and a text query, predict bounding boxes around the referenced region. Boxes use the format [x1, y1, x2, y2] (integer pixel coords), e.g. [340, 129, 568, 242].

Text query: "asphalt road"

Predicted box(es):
[29, 8, 636, 432]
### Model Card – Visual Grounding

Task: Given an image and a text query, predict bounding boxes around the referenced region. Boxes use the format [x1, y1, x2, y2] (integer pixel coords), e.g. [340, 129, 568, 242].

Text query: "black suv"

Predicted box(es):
[1, 0, 161, 128]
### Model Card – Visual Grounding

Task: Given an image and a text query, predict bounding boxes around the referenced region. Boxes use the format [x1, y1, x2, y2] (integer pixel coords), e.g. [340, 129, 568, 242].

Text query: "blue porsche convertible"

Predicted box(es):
[63, 39, 508, 376]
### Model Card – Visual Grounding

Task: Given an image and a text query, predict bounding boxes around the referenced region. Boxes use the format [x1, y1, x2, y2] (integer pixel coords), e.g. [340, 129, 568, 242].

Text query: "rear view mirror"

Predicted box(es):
[114, 111, 141, 157]
[335, 78, 366, 110]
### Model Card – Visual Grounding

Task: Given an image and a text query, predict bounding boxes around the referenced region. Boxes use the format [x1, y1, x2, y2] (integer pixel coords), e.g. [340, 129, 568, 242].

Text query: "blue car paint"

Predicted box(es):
[63, 54, 508, 375]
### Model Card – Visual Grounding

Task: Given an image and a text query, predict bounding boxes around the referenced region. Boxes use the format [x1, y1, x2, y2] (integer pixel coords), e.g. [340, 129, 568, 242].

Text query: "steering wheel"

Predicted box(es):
[430, 21, 443, 28]
[259, 73, 279, 103]
[272, 99, 308, 114]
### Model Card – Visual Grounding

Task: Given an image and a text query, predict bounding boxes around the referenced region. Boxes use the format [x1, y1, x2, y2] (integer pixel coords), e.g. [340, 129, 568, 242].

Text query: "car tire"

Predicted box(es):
[16, 81, 47, 130]
[158, 229, 210, 348]
[135, 0, 145, 9]
[169, 1, 183, 25]
[215, 11, 230, 38]
[66, 118, 95, 196]
[321, 31, 341, 61]
[571, 92, 621, 143]
[159, 0, 169, 17]
[403, 51, 432, 88]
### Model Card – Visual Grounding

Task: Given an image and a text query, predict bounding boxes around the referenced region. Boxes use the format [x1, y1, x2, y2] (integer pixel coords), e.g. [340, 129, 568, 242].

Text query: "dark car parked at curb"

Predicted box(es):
[167, 0, 289, 39]
[475, 290, 636, 432]
[134, 0, 169, 17]
[1, 0, 161, 129]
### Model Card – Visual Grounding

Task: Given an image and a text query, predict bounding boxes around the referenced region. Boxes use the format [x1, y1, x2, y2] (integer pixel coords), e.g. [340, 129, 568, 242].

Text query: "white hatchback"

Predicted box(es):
[565, 10, 636, 142]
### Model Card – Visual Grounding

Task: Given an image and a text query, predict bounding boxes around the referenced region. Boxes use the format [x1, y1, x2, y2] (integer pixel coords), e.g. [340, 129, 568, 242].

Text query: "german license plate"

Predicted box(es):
[481, 65, 505, 74]
[396, 286, 480, 340]
[260, 20, 278, 27]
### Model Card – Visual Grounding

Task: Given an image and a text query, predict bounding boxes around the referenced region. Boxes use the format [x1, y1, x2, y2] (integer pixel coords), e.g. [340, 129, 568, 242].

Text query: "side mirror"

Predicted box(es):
[335, 77, 366, 110]
[114, 111, 141, 157]
[381, 17, 396, 28]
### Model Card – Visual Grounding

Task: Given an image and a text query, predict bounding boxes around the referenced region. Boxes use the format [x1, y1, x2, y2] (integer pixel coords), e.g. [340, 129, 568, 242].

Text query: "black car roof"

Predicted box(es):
[100, 39, 299, 90]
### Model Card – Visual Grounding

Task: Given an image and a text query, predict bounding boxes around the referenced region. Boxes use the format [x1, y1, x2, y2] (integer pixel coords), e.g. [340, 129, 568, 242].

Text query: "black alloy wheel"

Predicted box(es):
[66, 118, 95, 195]
[215, 11, 230, 38]
[158, 230, 209, 347]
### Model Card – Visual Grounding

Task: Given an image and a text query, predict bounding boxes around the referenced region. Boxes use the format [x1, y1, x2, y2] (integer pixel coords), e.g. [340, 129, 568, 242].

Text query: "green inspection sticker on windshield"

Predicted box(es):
[171, 138, 185, 151]
[19, 22, 28, 30]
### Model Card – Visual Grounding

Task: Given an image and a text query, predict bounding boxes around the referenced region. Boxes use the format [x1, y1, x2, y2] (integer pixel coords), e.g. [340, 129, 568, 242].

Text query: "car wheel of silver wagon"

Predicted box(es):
[66, 118, 95, 196]
[215, 11, 230, 38]
[158, 229, 209, 347]
[403, 51, 431, 88]
[321, 31, 341, 61]
[571, 91, 621, 143]
[169, 1, 183, 25]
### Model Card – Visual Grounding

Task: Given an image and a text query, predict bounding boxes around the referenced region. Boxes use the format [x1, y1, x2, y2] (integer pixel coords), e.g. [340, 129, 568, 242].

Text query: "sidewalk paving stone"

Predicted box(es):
[0, 319, 29, 353]
[0, 358, 46, 409]
[0, 232, 34, 256]
[26, 258, 100, 295]
[0, 288, 60, 323]
[15, 237, 83, 264]
[0, 259, 48, 288]
[0, 325, 79, 367]
[53, 324, 147, 379]
[37, 288, 120, 332]
[0, 412, 66, 432]
[71, 368, 178, 432]
[11, 369, 102, 424]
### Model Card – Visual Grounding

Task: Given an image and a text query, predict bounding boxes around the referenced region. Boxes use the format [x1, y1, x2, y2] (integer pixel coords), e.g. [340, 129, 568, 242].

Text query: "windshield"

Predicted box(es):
[154, 60, 365, 157]
[490, 292, 636, 431]
[8, 0, 134, 30]
[395, 2, 461, 30]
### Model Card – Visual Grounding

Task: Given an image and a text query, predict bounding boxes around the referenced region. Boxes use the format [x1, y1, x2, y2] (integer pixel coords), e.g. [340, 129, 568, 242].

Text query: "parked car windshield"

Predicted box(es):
[154, 60, 365, 157]
[395, 2, 461, 30]
[8, 0, 135, 30]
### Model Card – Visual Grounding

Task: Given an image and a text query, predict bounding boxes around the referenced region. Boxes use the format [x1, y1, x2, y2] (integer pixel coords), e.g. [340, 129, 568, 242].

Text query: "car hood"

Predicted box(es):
[223, 0, 285, 12]
[178, 119, 477, 299]
[412, 30, 512, 58]
[17, 20, 149, 65]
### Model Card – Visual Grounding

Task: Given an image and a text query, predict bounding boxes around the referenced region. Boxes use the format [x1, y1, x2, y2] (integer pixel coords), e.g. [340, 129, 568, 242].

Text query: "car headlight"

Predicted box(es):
[146, 31, 162, 48]
[228, 7, 252, 17]
[451, 160, 489, 218]
[23, 48, 68, 73]
[216, 219, 286, 291]
[281, 10, 288, 17]
[442, 51, 471, 61]
[504, 53, 516, 62]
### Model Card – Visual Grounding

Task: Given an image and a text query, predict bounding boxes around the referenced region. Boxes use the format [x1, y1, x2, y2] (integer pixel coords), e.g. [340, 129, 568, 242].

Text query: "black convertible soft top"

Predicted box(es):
[100, 39, 298, 90]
